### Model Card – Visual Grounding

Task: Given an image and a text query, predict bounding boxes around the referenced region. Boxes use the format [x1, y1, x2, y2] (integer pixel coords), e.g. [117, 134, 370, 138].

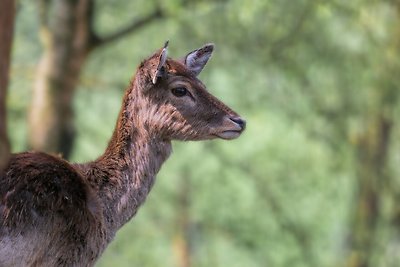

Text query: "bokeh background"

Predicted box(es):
[3, 0, 400, 266]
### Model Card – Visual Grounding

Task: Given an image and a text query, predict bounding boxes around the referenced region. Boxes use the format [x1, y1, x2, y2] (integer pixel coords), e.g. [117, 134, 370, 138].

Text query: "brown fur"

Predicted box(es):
[0, 44, 245, 266]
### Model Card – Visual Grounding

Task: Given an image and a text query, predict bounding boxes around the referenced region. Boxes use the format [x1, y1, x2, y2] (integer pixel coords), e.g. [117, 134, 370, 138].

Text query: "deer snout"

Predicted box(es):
[229, 116, 246, 131]
[214, 115, 246, 140]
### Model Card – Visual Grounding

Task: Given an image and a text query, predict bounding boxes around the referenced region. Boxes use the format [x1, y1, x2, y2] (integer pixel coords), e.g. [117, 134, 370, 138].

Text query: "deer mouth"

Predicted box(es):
[213, 116, 246, 140]
[215, 130, 243, 140]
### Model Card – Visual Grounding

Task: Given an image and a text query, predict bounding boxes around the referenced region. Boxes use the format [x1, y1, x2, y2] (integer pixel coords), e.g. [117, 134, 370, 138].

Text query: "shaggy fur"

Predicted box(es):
[0, 43, 245, 266]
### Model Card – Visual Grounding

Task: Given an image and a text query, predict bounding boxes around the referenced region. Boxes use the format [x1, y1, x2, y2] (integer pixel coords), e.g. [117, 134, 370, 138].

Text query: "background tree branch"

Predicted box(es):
[90, 7, 164, 49]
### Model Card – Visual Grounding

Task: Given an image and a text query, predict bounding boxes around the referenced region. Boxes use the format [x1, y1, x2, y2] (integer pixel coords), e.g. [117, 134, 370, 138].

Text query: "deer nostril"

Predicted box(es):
[230, 116, 246, 130]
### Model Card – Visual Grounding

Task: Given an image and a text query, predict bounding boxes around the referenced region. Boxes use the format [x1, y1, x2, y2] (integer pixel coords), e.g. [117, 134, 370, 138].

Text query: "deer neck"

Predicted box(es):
[89, 84, 172, 234]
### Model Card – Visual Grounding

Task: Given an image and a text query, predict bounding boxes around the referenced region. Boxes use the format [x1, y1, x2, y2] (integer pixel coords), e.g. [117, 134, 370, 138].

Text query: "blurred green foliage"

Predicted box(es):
[7, 0, 400, 266]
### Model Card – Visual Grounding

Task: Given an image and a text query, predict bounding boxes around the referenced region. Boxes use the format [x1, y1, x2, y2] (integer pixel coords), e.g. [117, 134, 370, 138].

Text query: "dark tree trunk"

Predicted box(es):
[173, 173, 193, 267]
[0, 0, 15, 171]
[347, 115, 392, 267]
[29, 0, 164, 159]
[346, 3, 400, 266]
[28, 0, 94, 158]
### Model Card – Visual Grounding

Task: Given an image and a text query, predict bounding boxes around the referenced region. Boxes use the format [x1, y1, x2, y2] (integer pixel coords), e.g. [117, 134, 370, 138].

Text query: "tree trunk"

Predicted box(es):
[173, 173, 193, 267]
[29, 0, 164, 159]
[346, 3, 400, 266]
[0, 0, 15, 171]
[346, 115, 392, 267]
[28, 0, 94, 158]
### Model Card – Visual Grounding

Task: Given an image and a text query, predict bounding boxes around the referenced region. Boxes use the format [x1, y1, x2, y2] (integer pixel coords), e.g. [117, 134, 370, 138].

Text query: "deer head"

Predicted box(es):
[132, 41, 246, 141]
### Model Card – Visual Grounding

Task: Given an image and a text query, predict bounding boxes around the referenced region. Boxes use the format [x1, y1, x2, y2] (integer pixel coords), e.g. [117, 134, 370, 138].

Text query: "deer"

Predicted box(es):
[0, 41, 246, 267]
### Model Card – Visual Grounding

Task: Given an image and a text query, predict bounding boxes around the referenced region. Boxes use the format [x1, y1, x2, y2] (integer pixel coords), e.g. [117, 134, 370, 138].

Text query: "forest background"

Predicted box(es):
[1, 0, 400, 266]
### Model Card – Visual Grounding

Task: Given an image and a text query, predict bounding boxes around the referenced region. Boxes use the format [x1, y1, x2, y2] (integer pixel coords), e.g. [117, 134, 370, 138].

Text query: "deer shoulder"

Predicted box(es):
[0, 152, 103, 266]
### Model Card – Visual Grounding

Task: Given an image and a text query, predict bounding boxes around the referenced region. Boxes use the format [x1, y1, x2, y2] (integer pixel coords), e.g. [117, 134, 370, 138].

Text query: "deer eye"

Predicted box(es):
[171, 87, 188, 97]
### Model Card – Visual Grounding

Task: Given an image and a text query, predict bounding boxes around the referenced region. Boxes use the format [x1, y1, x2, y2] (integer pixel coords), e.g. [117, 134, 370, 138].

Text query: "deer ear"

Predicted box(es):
[183, 43, 214, 76]
[152, 41, 169, 84]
